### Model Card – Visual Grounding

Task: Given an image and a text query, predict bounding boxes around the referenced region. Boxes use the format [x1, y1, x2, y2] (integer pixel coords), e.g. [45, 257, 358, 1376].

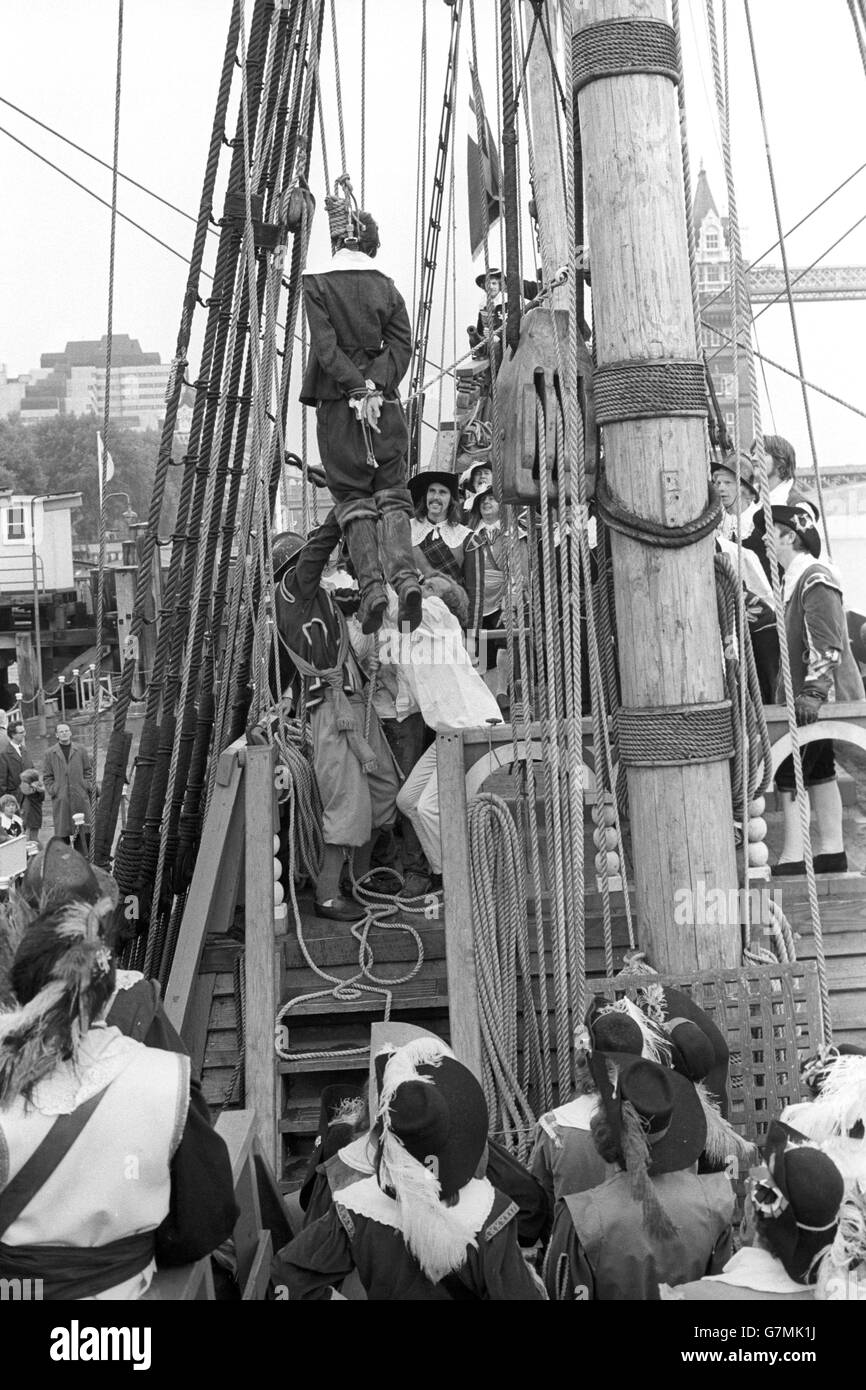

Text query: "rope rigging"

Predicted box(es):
[65, 0, 863, 1118]
[406, 0, 463, 472]
[705, 0, 831, 1038]
[90, 0, 125, 864]
[744, 0, 832, 555]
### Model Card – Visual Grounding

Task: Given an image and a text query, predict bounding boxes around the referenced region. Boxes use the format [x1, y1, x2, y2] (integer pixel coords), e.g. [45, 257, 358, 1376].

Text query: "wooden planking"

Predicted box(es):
[244, 744, 281, 1175]
[185, 974, 217, 1081]
[282, 986, 450, 1018]
[167, 740, 246, 1038]
[282, 922, 447, 969]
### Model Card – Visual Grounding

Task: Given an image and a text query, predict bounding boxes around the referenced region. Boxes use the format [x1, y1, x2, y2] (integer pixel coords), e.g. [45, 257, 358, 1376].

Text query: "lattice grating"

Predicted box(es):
[593, 962, 822, 1145]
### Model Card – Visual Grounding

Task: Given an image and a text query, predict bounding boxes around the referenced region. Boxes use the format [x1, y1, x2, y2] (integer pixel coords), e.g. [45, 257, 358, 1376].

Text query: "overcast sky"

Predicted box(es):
[1, 0, 864, 477]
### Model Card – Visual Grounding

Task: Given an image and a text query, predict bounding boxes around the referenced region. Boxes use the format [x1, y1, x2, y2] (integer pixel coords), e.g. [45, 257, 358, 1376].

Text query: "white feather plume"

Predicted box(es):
[378, 1128, 478, 1283]
[597, 996, 672, 1065]
[0, 980, 67, 1043]
[695, 1081, 757, 1167]
[786, 1056, 866, 1142]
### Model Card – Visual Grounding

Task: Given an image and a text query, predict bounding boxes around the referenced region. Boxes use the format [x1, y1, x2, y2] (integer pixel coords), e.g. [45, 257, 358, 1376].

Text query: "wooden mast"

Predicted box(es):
[572, 0, 739, 973]
[522, 1, 569, 312]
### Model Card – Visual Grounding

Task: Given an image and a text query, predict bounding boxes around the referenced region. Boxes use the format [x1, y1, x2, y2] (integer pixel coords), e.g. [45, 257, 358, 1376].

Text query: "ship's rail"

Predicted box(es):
[143, 1108, 286, 1301]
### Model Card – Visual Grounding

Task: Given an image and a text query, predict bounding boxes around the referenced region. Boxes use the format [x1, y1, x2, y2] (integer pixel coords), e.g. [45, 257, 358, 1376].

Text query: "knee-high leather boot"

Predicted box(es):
[375, 486, 422, 631]
[334, 497, 388, 634]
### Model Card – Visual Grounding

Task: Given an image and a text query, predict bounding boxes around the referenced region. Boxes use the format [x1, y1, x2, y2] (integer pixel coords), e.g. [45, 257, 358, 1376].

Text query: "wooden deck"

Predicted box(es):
[182, 728, 866, 1194]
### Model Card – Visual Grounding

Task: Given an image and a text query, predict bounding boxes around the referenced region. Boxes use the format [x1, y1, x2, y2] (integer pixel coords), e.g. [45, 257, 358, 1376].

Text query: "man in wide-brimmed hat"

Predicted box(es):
[275, 1034, 546, 1299]
[665, 1120, 845, 1300]
[409, 470, 485, 645]
[543, 1054, 734, 1300]
[530, 999, 671, 1213]
[770, 501, 864, 876]
[297, 1023, 548, 1251]
[300, 208, 421, 637]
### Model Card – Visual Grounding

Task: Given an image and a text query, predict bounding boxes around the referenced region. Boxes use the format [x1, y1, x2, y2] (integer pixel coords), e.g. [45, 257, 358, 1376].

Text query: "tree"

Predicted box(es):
[0, 415, 182, 542]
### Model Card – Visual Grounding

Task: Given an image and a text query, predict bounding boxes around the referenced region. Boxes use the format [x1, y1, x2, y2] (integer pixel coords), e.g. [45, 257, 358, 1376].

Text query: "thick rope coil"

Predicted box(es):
[468, 792, 542, 1162]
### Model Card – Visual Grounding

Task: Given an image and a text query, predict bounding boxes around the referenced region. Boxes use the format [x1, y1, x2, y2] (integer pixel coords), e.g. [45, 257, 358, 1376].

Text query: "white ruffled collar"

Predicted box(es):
[411, 518, 469, 546]
[336, 1133, 376, 1175]
[541, 1093, 598, 1134]
[704, 1245, 806, 1294]
[338, 1173, 496, 1238]
[28, 1023, 142, 1116]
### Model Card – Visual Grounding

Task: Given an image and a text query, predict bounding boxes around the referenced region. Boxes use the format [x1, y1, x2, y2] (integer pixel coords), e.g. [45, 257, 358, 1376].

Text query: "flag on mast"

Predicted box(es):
[467, 74, 501, 258]
[97, 432, 115, 506]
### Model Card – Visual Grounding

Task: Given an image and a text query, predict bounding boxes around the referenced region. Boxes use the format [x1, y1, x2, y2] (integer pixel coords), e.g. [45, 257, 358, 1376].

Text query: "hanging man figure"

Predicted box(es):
[300, 201, 422, 637]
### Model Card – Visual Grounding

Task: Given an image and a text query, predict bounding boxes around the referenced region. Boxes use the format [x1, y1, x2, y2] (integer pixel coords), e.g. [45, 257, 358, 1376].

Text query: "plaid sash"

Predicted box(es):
[419, 531, 464, 584]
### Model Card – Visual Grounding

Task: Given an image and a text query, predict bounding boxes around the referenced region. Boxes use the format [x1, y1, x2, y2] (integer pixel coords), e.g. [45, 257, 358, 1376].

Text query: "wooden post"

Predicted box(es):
[14, 633, 36, 712]
[244, 742, 280, 1175]
[436, 731, 483, 1076]
[573, 0, 739, 972]
[522, 0, 570, 311]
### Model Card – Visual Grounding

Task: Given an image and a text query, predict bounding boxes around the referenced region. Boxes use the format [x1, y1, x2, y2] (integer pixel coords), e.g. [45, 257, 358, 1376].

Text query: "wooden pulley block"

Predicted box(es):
[495, 307, 597, 506]
[285, 184, 315, 233]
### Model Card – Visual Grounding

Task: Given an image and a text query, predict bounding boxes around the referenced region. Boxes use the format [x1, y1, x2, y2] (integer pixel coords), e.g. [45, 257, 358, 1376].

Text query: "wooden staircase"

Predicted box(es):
[175, 727, 866, 1199]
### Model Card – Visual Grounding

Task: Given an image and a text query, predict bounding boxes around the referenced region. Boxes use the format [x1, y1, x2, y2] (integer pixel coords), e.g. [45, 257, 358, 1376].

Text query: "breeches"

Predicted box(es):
[311, 694, 400, 847]
[316, 397, 409, 503]
[775, 739, 836, 792]
[395, 743, 442, 873]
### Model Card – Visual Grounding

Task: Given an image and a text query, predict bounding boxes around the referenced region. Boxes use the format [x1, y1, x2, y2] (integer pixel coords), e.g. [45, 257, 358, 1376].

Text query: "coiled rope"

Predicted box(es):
[468, 793, 542, 1161]
[272, 727, 429, 1068]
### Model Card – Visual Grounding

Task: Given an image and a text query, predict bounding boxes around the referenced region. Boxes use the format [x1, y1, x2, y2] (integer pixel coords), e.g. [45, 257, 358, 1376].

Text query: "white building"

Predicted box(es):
[12, 336, 170, 432]
[0, 492, 82, 595]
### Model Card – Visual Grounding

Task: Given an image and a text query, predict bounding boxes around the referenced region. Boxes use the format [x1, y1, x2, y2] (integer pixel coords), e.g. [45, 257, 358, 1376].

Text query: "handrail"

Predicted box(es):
[143, 1107, 286, 1302]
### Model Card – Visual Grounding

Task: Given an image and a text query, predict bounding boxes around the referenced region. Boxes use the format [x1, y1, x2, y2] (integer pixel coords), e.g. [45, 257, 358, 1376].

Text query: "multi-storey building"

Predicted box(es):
[12, 335, 170, 432]
[693, 166, 754, 449]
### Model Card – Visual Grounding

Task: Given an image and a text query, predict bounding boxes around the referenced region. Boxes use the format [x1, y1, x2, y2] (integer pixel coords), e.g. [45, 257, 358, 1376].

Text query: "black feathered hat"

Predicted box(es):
[751, 1120, 845, 1283]
[298, 1083, 367, 1211]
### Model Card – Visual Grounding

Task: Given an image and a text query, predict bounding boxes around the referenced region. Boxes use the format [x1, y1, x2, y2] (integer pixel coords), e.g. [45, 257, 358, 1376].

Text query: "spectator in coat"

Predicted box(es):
[17, 767, 44, 839]
[0, 720, 33, 800]
[0, 711, 9, 759]
[42, 723, 93, 843]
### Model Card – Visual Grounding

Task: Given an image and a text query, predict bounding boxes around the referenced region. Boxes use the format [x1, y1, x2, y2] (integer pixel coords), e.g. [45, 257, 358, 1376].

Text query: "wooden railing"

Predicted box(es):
[143, 1108, 283, 1301]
